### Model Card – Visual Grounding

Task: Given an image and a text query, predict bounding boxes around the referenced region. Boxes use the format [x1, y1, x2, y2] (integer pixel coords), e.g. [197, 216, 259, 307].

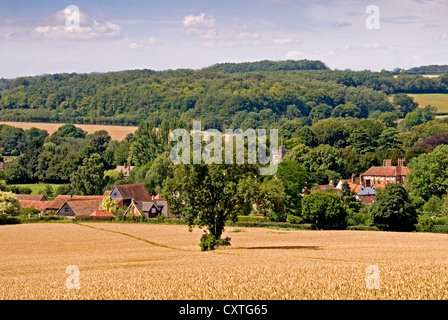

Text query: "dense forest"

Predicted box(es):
[0, 59, 448, 129]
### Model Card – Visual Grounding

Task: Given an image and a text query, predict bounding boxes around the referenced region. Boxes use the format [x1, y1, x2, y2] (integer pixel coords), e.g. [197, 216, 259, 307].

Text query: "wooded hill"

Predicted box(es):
[0, 60, 447, 129]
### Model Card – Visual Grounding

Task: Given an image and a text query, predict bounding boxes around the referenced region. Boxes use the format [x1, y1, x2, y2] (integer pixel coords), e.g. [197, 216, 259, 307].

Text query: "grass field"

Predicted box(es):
[408, 94, 448, 114]
[9, 183, 66, 194]
[1, 223, 448, 300]
[0, 122, 137, 141]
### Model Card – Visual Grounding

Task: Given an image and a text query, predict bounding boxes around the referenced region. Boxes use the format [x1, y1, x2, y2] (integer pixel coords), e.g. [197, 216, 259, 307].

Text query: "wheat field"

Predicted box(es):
[1, 223, 448, 300]
[0, 122, 137, 141]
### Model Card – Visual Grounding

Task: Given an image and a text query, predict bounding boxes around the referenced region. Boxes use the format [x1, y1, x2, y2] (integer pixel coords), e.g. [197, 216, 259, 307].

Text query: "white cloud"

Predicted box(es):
[273, 38, 300, 45]
[362, 43, 382, 50]
[129, 37, 159, 50]
[237, 32, 260, 40]
[182, 13, 216, 39]
[5, 7, 122, 41]
[286, 50, 306, 59]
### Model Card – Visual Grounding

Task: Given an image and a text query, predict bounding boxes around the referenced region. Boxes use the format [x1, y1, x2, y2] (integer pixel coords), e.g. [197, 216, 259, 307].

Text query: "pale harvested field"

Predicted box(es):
[0, 122, 137, 141]
[1, 223, 448, 300]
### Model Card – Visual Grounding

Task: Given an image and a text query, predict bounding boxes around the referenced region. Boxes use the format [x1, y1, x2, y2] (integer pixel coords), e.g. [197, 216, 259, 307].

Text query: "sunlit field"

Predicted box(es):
[0, 122, 137, 141]
[1, 223, 448, 300]
[408, 94, 448, 114]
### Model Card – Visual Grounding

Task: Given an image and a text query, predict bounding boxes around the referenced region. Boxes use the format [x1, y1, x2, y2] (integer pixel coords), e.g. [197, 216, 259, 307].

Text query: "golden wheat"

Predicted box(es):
[1, 223, 448, 299]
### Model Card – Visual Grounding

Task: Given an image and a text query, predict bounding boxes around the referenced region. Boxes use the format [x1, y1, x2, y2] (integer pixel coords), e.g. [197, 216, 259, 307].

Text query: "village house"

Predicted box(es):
[16, 194, 51, 213]
[56, 198, 104, 218]
[336, 158, 410, 204]
[115, 163, 135, 178]
[14, 183, 172, 220]
[46, 195, 104, 215]
[108, 183, 154, 207]
[124, 198, 171, 218]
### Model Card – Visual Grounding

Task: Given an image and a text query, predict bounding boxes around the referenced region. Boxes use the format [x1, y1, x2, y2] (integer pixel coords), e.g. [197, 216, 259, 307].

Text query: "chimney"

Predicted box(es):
[383, 159, 392, 167]
[352, 173, 356, 184]
[398, 158, 406, 167]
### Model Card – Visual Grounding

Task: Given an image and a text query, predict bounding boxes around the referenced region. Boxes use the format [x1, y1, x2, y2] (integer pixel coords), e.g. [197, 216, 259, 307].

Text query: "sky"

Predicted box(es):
[0, 0, 448, 78]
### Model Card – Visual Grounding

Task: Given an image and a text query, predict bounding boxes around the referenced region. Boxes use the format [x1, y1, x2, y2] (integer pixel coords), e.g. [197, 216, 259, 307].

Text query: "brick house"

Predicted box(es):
[360, 158, 409, 187]
[337, 158, 410, 203]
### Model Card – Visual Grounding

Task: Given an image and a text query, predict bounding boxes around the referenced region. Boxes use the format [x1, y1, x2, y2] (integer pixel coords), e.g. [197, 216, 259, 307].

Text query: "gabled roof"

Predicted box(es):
[126, 198, 169, 217]
[16, 194, 47, 201]
[60, 199, 103, 216]
[113, 184, 152, 202]
[362, 166, 410, 177]
[48, 195, 104, 210]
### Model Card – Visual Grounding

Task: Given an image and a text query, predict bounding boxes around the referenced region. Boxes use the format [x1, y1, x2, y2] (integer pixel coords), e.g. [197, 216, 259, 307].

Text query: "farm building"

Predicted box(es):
[16, 194, 48, 201]
[47, 195, 104, 214]
[19, 200, 52, 212]
[56, 198, 104, 218]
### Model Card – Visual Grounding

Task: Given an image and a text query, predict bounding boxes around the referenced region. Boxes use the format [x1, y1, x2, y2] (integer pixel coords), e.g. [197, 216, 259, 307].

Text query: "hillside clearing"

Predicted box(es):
[0, 122, 137, 141]
[408, 94, 448, 114]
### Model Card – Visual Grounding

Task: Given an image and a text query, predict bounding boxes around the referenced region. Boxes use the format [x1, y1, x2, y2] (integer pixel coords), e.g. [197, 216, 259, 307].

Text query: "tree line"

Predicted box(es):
[1, 60, 448, 129]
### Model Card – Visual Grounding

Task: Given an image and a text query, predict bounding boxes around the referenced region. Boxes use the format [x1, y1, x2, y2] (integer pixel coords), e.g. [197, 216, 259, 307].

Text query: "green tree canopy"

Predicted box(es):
[301, 191, 347, 229]
[70, 153, 105, 195]
[407, 144, 448, 200]
[370, 183, 417, 231]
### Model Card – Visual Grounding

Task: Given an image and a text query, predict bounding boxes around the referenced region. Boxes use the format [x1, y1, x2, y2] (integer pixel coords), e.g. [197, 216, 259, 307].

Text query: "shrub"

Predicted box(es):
[20, 207, 40, 216]
[286, 214, 303, 224]
[416, 215, 435, 232]
[301, 191, 347, 229]
[199, 234, 221, 251]
[0, 191, 21, 216]
[75, 215, 115, 222]
[0, 215, 20, 225]
[6, 185, 32, 194]
[237, 215, 269, 222]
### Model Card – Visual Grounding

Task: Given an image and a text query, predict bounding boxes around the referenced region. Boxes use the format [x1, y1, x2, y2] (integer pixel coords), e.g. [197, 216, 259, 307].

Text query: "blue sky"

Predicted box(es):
[1, 0, 448, 78]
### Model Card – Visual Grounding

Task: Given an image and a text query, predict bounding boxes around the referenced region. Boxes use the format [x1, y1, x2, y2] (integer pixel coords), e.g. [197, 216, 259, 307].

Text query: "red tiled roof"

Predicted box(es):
[362, 166, 410, 177]
[20, 200, 52, 211]
[47, 195, 104, 210]
[103, 190, 112, 196]
[16, 194, 47, 201]
[90, 210, 115, 217]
